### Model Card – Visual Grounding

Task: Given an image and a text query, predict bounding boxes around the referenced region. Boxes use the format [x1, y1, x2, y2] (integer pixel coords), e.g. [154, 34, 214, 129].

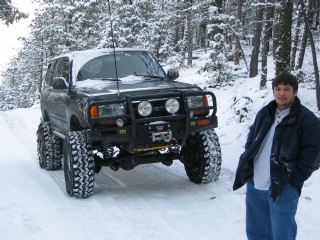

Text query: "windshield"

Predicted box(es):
[76, 51, 166, 81]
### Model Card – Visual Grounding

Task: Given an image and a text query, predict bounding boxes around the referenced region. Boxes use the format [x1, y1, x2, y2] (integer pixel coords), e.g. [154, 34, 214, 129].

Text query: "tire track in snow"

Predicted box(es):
[139, 162, 246, 237]
[48, 168, 184, 240]
[48, 170, 122, 240]
[92, 162, 245, 239]
[94, 170, 185, 240]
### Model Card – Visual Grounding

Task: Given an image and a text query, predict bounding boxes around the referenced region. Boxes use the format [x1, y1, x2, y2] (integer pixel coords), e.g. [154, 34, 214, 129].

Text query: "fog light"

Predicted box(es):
[138, 101, 152, 116]
[165, 98, 179, 114]
[116, 119, 124, 127]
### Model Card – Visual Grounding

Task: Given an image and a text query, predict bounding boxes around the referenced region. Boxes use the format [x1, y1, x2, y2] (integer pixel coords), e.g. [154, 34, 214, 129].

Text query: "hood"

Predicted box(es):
[74, 77, 199, 96]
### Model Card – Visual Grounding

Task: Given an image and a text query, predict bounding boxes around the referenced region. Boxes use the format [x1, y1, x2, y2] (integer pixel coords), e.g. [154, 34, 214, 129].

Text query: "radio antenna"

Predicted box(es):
[107, 0, 120, 97]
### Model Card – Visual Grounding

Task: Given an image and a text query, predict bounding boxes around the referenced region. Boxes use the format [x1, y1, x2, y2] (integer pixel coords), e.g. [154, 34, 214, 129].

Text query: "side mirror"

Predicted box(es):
[167, 68, 179, 81]
[52, 77, 68, 90]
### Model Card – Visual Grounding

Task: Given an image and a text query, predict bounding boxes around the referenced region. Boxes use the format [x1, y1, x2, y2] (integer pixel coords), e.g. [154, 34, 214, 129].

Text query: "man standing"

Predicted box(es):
[233, 73, 320, 239]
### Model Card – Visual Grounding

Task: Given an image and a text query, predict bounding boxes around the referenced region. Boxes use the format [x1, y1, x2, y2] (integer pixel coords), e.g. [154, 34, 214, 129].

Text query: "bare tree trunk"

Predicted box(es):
[260, 1, 273, 89]
[174, 23, 180, 48]
[272, 0, 282, 59]
[265, 1, 274, 52]
[315, 0, 320, 29]
[39, 51, 43, 94]
[38, 33, 44, 94]
[309, 0, 314, 28]
[174, 2, 184, 51]
[234, 0, 243, 65]
[295, 0, 312, 70]
[199, 3, 208, 50]
[180, 19, 188, 68]
[200, 21, 207, 49]
[187, 0, 193, 67]
[179, 0, 193, 68]
[290, 3, 303, 71]
[216, 0, 223, 14]
[275, 0, 293, 75]
[309, 30, 320, 110]
[249, 0, 264, 78]
[300, 0, 320, 110]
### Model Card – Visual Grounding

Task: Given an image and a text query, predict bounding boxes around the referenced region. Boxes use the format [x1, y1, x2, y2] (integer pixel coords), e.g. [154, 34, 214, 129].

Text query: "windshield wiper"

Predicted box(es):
[91, 78, 122, 81]
[133, 73, 165, 79]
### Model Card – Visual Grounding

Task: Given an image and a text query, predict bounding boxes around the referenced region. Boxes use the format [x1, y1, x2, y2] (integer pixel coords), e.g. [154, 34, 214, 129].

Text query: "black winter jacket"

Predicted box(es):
[233, 97, 320, 200]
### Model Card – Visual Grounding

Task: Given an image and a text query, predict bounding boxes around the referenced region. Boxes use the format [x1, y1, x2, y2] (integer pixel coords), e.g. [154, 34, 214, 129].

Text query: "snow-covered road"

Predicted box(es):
[1, 99, 320, 239]
[0, 105, 246, 240]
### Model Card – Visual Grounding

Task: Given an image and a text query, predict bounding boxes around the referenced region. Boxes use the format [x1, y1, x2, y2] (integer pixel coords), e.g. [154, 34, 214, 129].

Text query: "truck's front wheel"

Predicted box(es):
[182, 129, 222, 184]
[63, 131, 95, 198]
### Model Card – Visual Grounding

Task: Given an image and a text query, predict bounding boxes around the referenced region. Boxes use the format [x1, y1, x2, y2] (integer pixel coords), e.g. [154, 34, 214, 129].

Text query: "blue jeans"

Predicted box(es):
[246, 179, 299, 240]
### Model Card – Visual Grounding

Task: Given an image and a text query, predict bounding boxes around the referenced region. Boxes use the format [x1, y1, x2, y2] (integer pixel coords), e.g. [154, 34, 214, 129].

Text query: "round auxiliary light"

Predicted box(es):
[165, 98, 180, 114]
[116, 119, 124, 127]
[138, 101, 152, 116]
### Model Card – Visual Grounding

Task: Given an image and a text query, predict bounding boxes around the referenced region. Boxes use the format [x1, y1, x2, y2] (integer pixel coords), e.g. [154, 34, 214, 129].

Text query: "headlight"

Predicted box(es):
[99, 103, 125, 117]
[138, 101, 152, 116]
[91, 103, 125, 118]
[165, 98, 179, 114]
[187, 96, 204, 108]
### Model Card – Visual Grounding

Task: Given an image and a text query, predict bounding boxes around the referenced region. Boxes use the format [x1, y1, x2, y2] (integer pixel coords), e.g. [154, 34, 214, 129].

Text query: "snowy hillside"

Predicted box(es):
[1, 54, 320, 239]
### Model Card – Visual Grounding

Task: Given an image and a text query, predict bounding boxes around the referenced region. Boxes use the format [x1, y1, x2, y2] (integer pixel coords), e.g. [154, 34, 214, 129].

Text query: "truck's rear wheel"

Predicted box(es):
[37, 122, 62, 170]
[63, 131, 95, 198]
[182, 129, 222, 183]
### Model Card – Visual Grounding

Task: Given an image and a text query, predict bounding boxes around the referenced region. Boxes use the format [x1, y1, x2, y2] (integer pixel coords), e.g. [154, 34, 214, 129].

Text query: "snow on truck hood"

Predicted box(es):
[75, 77, 199, 96]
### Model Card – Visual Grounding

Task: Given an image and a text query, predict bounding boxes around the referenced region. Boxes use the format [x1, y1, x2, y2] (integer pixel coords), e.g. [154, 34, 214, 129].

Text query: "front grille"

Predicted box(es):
[132, 97, 183, 119]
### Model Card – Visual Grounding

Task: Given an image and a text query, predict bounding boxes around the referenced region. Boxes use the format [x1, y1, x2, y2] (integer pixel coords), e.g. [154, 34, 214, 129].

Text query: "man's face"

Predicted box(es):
[273, 83, 298, 111]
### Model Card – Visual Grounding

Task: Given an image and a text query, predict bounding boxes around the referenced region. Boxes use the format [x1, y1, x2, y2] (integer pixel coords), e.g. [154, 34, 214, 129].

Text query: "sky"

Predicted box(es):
[0, 51, 320, 239]
[0, 0, 37, 70]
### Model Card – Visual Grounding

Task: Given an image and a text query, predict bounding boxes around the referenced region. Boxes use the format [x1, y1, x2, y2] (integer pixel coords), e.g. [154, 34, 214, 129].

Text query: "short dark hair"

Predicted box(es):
[272, 72, 298, 91]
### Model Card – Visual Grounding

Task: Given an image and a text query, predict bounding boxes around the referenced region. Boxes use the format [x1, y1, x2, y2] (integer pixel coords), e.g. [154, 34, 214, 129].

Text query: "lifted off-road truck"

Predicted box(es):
[37, 48, 222, 198]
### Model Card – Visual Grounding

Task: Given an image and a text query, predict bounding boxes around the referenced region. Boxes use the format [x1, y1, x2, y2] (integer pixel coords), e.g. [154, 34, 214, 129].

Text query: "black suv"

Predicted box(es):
[37, 48, 222, 198]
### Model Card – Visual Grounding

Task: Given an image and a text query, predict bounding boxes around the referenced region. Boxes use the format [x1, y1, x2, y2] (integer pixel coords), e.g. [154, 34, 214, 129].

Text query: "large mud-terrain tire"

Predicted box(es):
[63, 131, 95, 198]
[37, 122, 62, 170]
[181, 129, 222, 183]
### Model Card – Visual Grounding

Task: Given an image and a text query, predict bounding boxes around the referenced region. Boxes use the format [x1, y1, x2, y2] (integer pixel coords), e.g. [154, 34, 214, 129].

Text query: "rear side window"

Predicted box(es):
[44, 61, 55, 86]
[53, 58, 70, 83]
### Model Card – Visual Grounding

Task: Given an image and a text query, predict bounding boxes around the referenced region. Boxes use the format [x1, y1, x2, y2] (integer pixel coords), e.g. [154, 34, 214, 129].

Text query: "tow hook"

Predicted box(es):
[163, 135, 171, 142]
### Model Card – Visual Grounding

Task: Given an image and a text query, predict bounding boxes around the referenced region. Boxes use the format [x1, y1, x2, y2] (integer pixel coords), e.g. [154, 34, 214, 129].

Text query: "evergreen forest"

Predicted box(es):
[0, 0, 319, 111]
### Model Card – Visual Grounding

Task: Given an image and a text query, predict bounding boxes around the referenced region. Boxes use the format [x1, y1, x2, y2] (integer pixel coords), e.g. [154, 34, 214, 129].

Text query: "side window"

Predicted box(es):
[44, 61, 55, 86]
[53, 58, 70, 83]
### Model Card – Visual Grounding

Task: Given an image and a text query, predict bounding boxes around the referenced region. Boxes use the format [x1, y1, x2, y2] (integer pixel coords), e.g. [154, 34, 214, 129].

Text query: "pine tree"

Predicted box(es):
[0, 0, 28, 25]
